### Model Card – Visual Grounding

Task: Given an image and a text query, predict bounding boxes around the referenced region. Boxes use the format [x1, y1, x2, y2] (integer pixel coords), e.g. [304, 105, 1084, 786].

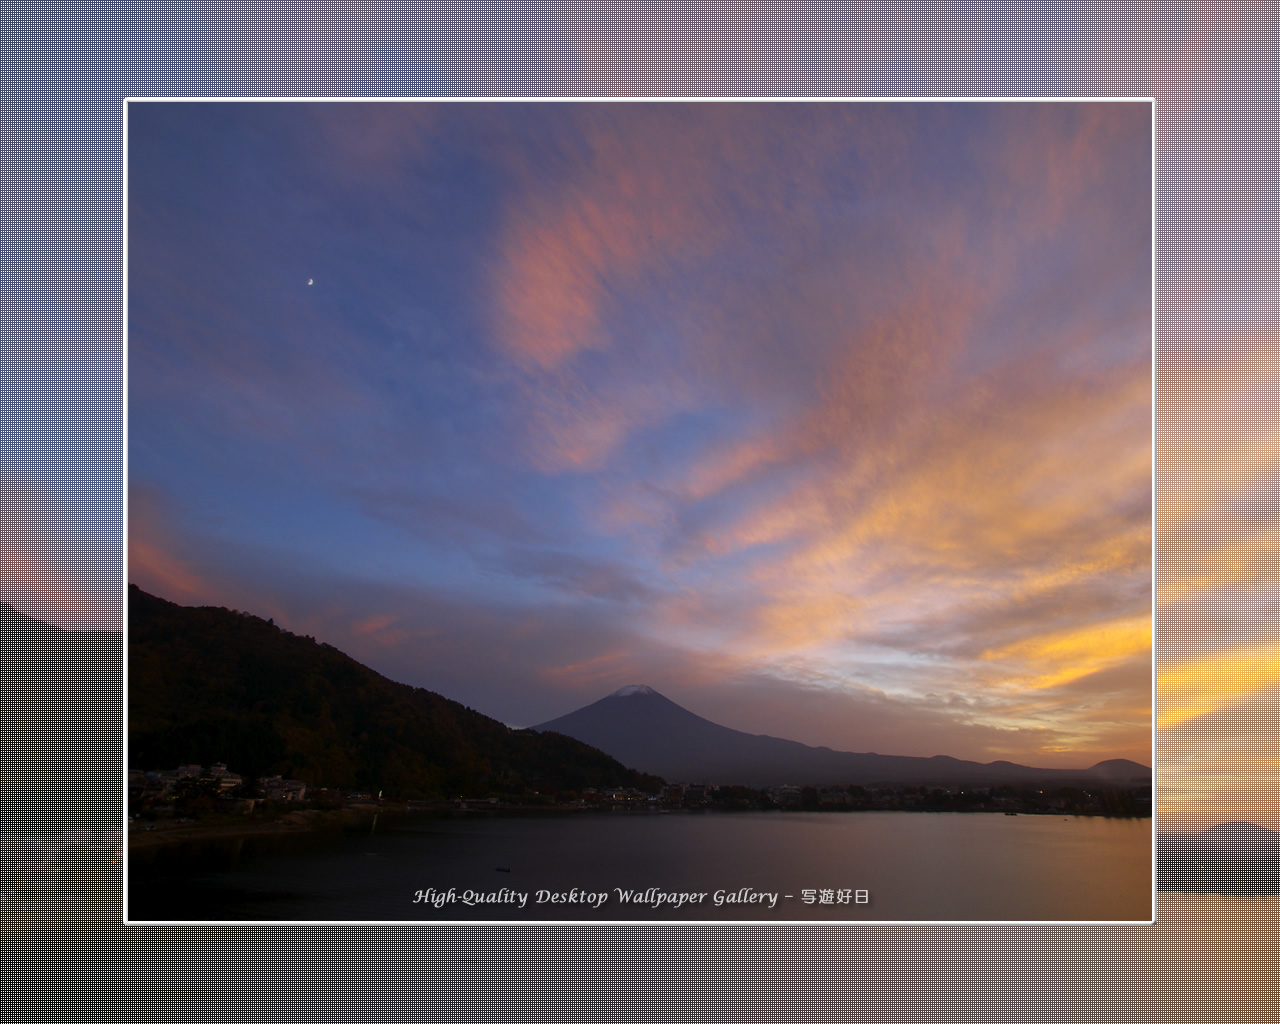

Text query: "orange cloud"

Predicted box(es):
[749, 591, 862, 655]
[1158, 649, 1279, 732]
[694, 335, 1147, 630]
[980, 615, 1152, 691]
[636, 229, 1149, 738]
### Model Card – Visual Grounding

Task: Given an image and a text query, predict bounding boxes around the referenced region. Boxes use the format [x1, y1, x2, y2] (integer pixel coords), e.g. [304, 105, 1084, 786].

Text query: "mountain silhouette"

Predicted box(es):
[1158, 823, 1280, 898]
[128, 586, 660, 799]
[1160, 822, 1280, 855]
[535, 685, 1151, 789]
[1, 599, 122, 830]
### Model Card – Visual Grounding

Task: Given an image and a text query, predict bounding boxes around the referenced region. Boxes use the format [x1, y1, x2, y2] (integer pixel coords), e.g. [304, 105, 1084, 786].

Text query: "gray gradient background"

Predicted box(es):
[3, 4, 1276, 1020]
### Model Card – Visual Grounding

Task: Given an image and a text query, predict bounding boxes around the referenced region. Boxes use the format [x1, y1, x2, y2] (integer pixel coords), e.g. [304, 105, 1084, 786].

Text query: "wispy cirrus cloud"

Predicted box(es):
[128, 102, 1151, 769]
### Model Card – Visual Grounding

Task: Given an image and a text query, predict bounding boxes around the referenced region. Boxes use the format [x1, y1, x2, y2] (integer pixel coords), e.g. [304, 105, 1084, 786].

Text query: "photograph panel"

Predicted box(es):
[123, 99, 1154, 924]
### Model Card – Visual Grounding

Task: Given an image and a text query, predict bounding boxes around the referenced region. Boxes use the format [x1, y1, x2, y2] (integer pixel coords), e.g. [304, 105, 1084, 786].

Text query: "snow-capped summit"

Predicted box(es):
[611, 684, 659, 697]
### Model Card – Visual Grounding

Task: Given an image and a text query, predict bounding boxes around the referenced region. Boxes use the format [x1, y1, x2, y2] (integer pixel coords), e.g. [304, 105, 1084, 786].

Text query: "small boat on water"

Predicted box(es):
[495, 866, 511, 873]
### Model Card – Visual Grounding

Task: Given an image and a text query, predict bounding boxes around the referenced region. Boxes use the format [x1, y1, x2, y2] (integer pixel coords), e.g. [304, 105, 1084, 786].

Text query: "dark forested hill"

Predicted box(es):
[127, 586, 661, 799]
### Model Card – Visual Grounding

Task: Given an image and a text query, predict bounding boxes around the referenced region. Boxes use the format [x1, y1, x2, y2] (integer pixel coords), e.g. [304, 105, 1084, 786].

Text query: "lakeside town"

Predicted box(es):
[128, 759, 1151, 841]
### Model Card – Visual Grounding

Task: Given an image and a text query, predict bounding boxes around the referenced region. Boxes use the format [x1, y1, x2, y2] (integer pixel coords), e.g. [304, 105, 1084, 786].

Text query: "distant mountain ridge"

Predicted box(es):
[1, 599, 121, 683]
[1160, 822, 1280, 854]
[535, 685, 1151, 789]
[1158, 823, 1280, 897]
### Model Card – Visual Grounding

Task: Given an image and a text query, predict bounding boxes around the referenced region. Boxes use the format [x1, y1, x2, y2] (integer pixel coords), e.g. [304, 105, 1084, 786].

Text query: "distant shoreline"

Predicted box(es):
[128, 802, 1152, 852]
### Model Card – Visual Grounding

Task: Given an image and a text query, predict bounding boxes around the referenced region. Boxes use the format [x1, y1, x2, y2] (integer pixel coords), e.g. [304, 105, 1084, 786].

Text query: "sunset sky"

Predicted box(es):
[126, 101, 1152, 768]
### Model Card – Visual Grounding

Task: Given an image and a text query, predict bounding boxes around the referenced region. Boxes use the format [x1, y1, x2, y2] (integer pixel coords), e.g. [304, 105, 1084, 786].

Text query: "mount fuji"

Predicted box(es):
[534, 684, 1150, 789]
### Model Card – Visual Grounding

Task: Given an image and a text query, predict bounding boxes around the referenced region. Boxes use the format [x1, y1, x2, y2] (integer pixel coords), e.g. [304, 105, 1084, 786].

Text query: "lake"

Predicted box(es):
[126, 810, 1152, 923]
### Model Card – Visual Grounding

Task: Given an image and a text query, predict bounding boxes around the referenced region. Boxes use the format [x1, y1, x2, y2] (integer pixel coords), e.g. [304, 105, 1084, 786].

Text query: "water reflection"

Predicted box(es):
[127, 811, 1152, 923]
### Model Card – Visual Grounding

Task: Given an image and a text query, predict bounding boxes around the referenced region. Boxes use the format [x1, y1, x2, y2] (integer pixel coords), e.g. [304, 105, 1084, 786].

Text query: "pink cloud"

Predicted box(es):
[127, 486, 218, 607]
[2, 476, 120, 631]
